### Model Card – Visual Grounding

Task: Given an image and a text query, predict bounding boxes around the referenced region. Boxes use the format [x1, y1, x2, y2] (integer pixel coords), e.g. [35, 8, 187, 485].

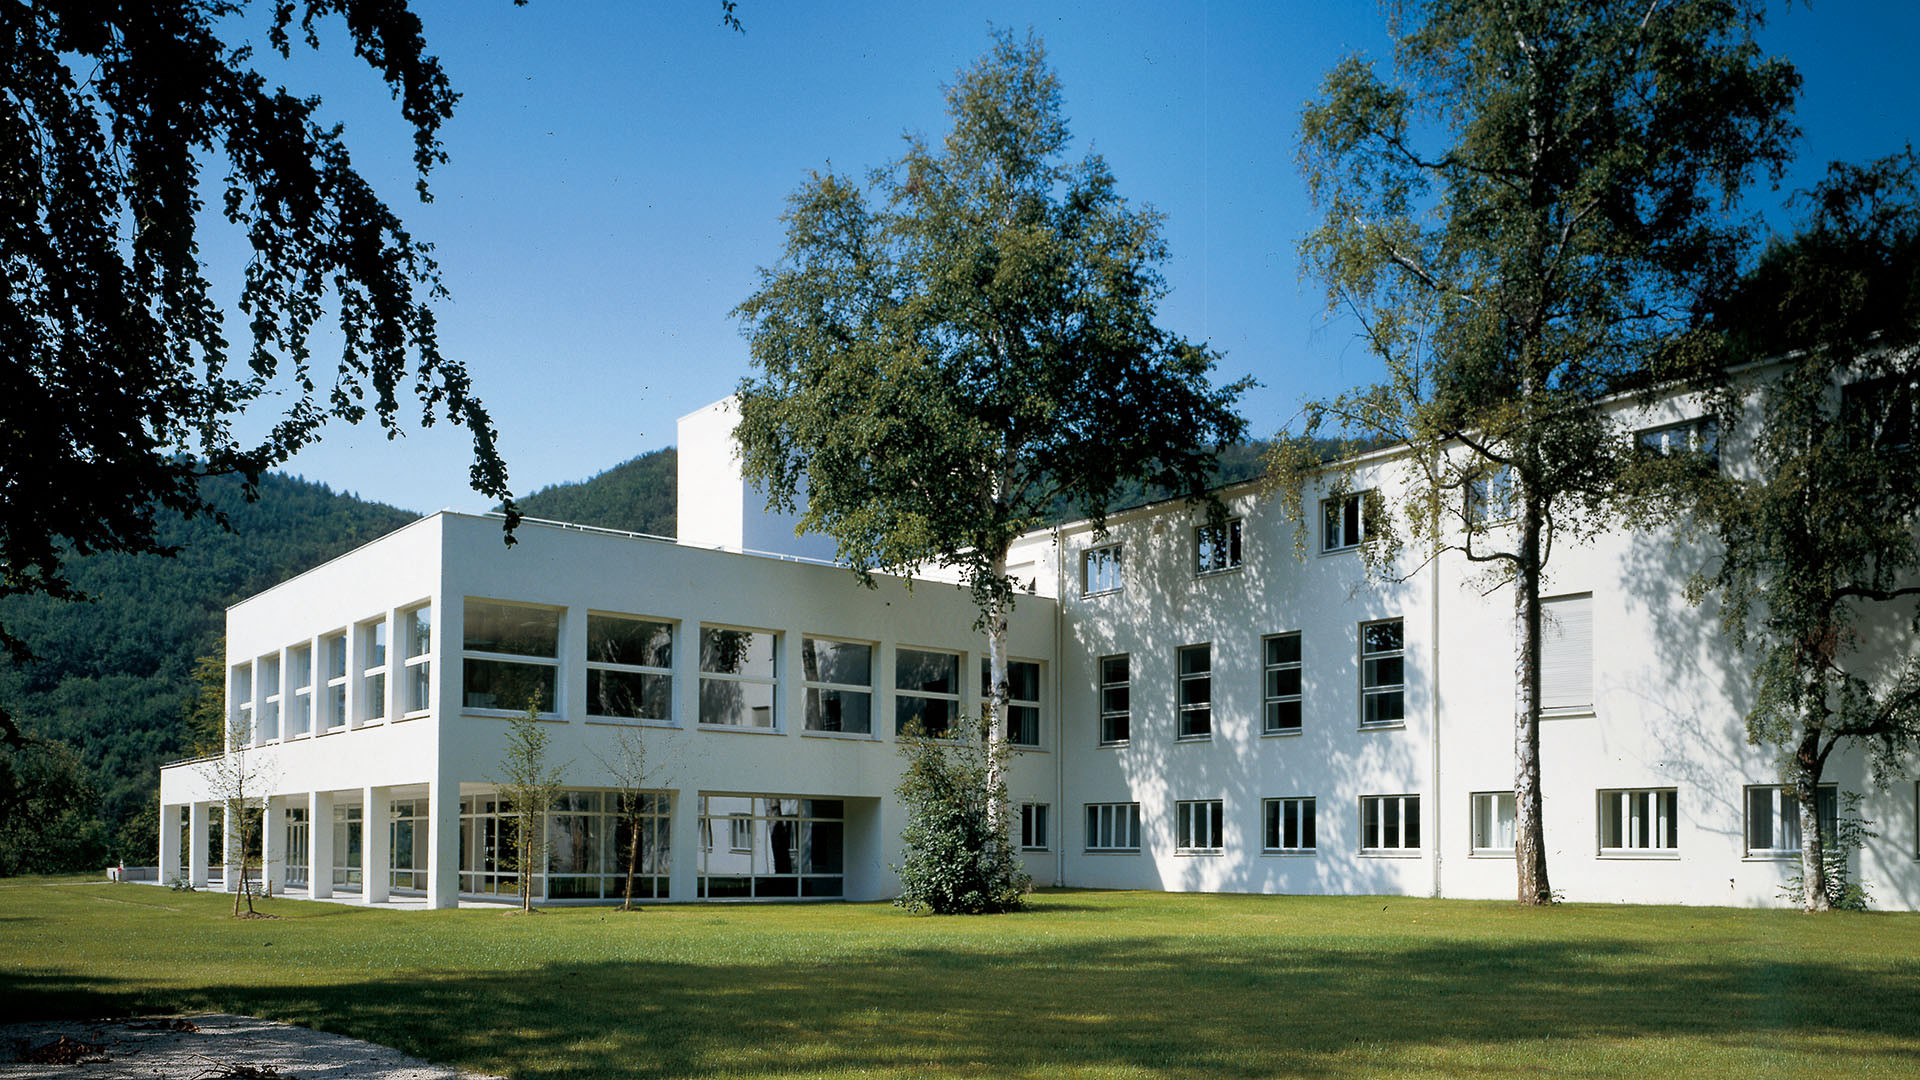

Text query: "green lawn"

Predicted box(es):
[3, 881, 1917, 1079]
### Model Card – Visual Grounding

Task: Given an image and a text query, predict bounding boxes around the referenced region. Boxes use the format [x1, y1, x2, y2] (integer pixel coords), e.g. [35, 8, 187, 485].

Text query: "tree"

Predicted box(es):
[595, 726, 661, 911]
[0, 728, 109, 876]
[892, 716, 1029, 915]
[734, 31, 1248, 819]
[494, 700, 564, 913]
[200, 721, 275, 916]
[1273, 0, 1798, 903]
[0, 1, 523, 751]
[185, 642, 229, 758]
[1677, 151, 1920, 910]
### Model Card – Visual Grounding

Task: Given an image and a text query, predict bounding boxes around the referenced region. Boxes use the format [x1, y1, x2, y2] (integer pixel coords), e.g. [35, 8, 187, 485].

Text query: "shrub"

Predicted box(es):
[892, 717, 1029, 915]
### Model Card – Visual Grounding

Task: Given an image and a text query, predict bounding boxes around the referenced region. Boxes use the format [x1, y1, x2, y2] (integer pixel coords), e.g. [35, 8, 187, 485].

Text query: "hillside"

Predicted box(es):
[514, 449, 677, 536]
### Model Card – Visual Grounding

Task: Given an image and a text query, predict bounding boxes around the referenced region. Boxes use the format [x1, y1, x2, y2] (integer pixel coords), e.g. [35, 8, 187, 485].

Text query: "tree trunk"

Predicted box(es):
[1793, 730, 1831, 912]
[982, 547, 1011, 834]
[1513, 501, 1552, 905]
[622, 808, 641, 911]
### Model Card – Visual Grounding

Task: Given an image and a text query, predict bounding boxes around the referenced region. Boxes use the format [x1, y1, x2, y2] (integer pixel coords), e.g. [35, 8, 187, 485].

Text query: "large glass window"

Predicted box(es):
[1083, 545, 1123, 595]
[402, 605, 432, 715]
[331, 803, 364, 889]
[699, 627, 778, 728]
[1599, 789, 1678, 853]
[982, 658, 1041, 747]
[1323, 491, 1367, 552]
[1195, 519, 1243, 574]
[1263, 632, 1302, 734]
[1744, 785, 1837, 857]
[1360, 794, 1421, 852]
[1360, 619, 1405, 728]
[1085, 803, 1141, 852]
[1465, 467, 1515, 526]
[323, 632, 348, 731]
[257, 653, 281, 741]
[390, 798, 429, 891]
[1636, 416, 1720, 466]
[463, 601, 561, 713]
[458, 790, 671, 901]
[1099, 655, 1130, 746]
[895, 648, 960, 737]
[1471, 791, 1515, 854]
[1175, 800, 1225, 853]
[587, 614, 674, 721]
[1263, 797, 1316, 853]
[698, 795, 844, 899]
[287, 644, 312, 738]
[802, 637, 872, 734]
[1177, 644, 1211, 740]
[360, 617, 389, 721]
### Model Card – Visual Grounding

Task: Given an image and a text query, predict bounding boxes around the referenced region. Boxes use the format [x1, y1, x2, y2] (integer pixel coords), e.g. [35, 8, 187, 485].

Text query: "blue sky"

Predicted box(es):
[247, 1, 1920, 514]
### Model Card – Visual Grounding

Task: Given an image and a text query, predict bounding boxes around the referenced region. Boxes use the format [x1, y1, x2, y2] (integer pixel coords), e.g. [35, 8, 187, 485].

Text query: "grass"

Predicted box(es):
[2, 881, 1918, 1078]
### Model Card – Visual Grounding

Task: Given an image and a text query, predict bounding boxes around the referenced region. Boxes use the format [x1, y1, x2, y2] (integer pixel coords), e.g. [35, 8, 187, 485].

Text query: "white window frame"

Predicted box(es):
[982, 657, 1043, 748]
[1360, 794, 1421, 853]
[1599, 788, 1679, 855]
[401, 603, 432, 717]
[801, 635, 874, 735]
[1322, 491, 1368, 552]
[359, 616, 390, 722]
[1359, 619, 1405, 729]
[585, 613, 676, 724]
[1194, 519, 1243, 575]
[697, 625, 781, 730]
[259, 652, 282, 742]
[1465, 467, 1515, 527]
[1175, 799, 1225, 854]
[461, 600, 563, 716]
[894, 646, 961, 738]
[1470, 791, 1516, 855]
[1263, 797, 1316, 854]
[1083, 544, 1123, 595]
[1636, 416, 1720, 465]
[1540, 593, 1594, 715]
[1098, 654, 1130, 746]
[1020, 802, 1050, 851]
[1084, 802, 1141, 852]
[322, 631, 348, 732]
[1744, 784, 1837, 858]
[1176, 643, 1212, 741]
[288, 643, 313, 738]
[1262, 632, 1302, 735]
[232, 662, 253, 746]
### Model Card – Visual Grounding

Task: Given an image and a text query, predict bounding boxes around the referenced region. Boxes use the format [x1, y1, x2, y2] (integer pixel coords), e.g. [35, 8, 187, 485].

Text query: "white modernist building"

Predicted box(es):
[158, 392, 1920, 910]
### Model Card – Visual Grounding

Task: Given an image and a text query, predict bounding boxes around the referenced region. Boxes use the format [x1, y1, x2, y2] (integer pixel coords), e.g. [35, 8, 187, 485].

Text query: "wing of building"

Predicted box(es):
[157, 389, 1920, 909]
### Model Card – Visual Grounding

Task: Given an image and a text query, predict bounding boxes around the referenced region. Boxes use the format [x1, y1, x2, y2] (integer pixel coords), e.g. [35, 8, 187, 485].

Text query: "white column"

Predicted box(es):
[188, 802, 210, 887]
[159, 804, 183, 884]
[426, 779, 462, 909]
[221, 803, 242, 892]
[670, 786, 700, 902]
[309, 791, 334, 899]
[262, 799, 286, 896]
[363, 785, 391, 903]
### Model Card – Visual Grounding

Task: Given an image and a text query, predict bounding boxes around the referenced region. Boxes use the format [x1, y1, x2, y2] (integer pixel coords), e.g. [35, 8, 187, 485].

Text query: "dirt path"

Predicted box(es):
[2, 1014, 504, 1079]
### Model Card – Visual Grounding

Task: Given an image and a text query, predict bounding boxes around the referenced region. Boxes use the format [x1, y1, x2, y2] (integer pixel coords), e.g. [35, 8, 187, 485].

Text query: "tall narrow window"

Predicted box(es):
[1084, 803, 1141, 852]
[588, 614, 674, 722]
[1020, 803, 1050, 851]
[1263, 632, 1302, 734]
[1175, 800, 1225, 853]
[1470, 792, 1515, 854]
[1323, 492, 1367, 552]
[360, 617, 389, 722]
[1177, 644, 1211, 740]
[1466, 467, 1515, 526]
[1360, 619, 1405, 727]
[1083, 545, 1123, 595]
[698, 627, 779, 729]
[1744, 785, 1837, 857]
[462, 601, 561, 713]
[982, 658, 1042, 747]
[289, 644, 313, 738]
[323, 632, 348, 731]
[895, 648, 960, 737]
[231, 663, 253, 746]
[1599, 789, 1678, 853]
[1360, 794, 1421, 852]
[802, 637, 872, 734]
[402, 604, 432, 715]
[1099, 655, 1130, 746]
[1195, 519, 1243, 574]
[1540, 594, 1593, 713]
[1263, 797, 1316, 853]
[260, 653, 282, 741]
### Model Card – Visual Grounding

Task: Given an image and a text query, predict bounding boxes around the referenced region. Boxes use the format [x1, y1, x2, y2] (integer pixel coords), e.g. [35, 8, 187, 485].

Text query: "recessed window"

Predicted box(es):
[1263, 632, 1302, 734]
[1466, 467, 1515, 526]
[895, 648, 961, 737]
[1083, 545, 1123, 595]
[1085, 802, 1141, 852]
[1176, 799, 1225, 853]
[588, 614, 674, 722]
[1470, 791, 1515, 854]
[982, 658, 1042, 747]
[259, 653, 282, 741]
[462, 600, 561, 713]
[1099, 654, 1130, 746]
[231, 663, 253, 746]
[1541, 594, 1593, 713]
[1360, 619, 1405, 728]
[1744, 784, 1837, 857]
[402, 604, 432, 715]
[699, 627, 779, 729]
[803, 637, 872, 734]
[698, 795, 844, 899]
[1020, 803, 1050, 851]
[1599, 788, 1678, 854]
[1360, 794, 1421, 852]
[1263, 797, 1316, 853]
[1195, 519, 1243, 574]
[289, 644, 313, 738]
[323, 632, 348, 730]
[1177, 644, 1211, 740]
[1636, 416, 1721, 466]
[1323, 492, 1367, 552]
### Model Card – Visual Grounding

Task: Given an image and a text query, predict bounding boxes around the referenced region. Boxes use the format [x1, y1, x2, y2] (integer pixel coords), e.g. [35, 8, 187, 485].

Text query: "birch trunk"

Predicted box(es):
[1794, 731, 1831, 912]
[1513, 497, 1552, 905]
[983, 548, 1011, 834]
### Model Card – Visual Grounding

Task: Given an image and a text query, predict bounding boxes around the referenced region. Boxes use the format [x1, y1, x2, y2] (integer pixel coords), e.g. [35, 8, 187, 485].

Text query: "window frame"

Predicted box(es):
[1175, 799, 1226, 854]
[1262, 797, 1317, 854]
[259, 652, 282, 742]
[585, 612, 677, 724]
[288, 643, 313, 738]
[1194, 518, 1244, 575]
[1019, 802, 1050, 851]
[1082, 544, 1124, 595]
[1470, 791, 1516, 856]
[1635, 416, 1721, 467]
[981, 657, 1043, 748]
[1465, 467, 1516, 527]
[1359, 794, 1421, 854]
[231, 662, 254, 746]
[322, 631, 348, 732]
[1084, 802, 1142, 853]
[1743, 784, 1838, 859]
[1098, 654, 1130, 747]
[1262, 632, 1303, 736]
[1359, 619, 1406, 729]
[461, 599, 563, 717]
[1322, 491, 1368, 553]
[1176, 643, 1212, 741]
[401, 603, 432, 718]
[800, 635, 875, 736]
[359, 616, 390, 722]
[1598, 788, 1679, 856]
[697, 624, 781, 731]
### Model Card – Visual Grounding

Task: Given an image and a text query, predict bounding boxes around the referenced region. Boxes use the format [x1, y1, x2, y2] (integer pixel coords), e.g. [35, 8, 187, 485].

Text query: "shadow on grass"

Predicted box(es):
[7, 932, 1919, 1079]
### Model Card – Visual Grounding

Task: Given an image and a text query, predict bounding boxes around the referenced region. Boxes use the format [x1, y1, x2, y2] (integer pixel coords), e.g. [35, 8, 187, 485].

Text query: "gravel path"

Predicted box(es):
[1, 1014, 505, 1079]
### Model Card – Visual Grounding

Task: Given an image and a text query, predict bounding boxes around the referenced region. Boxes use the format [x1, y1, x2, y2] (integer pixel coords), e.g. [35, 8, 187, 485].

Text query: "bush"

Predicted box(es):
[892, 717, 1029, 915]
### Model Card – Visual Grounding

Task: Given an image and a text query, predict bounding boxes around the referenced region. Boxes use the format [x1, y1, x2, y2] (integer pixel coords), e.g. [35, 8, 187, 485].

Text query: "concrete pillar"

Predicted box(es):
[427, 779, 463, 909]
[263, 800, 286, 896]
[670, 786, 700, 902]
[363, 786, 391, 904]
[188, 802, 210, 887]
[159, 804, 183, 884]
[221, 803, 242, 893]
[309, 791, 334, 899]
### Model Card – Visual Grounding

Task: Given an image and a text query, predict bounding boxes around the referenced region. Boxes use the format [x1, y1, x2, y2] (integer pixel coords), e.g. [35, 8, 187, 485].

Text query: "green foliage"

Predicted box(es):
[494, 700, 566, 913]
[184, 642, 227, 758]
[515, 449, 678, 537]
[1781, 794, 1875, 912]
[1277, 0, 1799, 904]
[0, 730, 110, 875]
[892, 719, 1029, 916]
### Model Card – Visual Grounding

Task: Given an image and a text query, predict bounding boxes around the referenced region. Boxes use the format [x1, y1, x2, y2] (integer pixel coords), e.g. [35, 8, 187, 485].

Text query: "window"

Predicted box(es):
[1541, 594, 1593, 713]
[1323, 492, 1367, 552]
[458, 790, 672, 901]
[895, 648, 960, 737]
[1599, 788, 1678, 853]
[803, 637, 872, 734]
[1471, 791, 1516, 854]
[231, 663, 253, 745]
[729, 815, 754, 852]
[1177, 644, 1211, 740]
[463, 601, 561, 713]
[402, 605, 432, 715]
[1744, 785, 1838, 857]
[1263, 633, 1302, 734]
[323, 632, 348, 730]
[1099, 655, 1130, 746]
[982, 658, 1041, 747]
[389, 797, 429, 891]
[1176, 800, 1225, 853]
[1360, 619, 1405, 727]
[1195, 519, 1243, 574]
[1842, 375, 1917, 452]
[260, 653, 281, 741]
[1360, 794, 1421, 852]
[698, 627, 779, 728]
[1636, 416, 1720, 466]
[1020, 803, 1050, 851]
[1083, 545, 1123, 595]
[360, 617, 389, 721]
[587, 614, 674, 722]
[1466, 467, 1515, 526]
[1263, 797, 1316, 853]
[1085, 803, 1141, 852]
[698, 795, 844, 899]
[289, 644, 312, 738]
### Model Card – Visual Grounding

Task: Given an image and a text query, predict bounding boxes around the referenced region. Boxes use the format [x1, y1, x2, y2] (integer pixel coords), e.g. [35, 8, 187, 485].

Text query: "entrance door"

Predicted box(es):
[285, 808, 309, 888]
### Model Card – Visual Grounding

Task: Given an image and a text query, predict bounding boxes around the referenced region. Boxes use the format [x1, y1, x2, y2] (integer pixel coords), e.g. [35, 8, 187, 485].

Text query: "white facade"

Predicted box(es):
[159, 395, 1920, 909]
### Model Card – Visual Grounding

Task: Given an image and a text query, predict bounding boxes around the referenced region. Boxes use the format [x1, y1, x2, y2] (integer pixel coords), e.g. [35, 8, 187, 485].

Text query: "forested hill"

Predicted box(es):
[514, 448, 677, 536]
[0, 473, 417, 869]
